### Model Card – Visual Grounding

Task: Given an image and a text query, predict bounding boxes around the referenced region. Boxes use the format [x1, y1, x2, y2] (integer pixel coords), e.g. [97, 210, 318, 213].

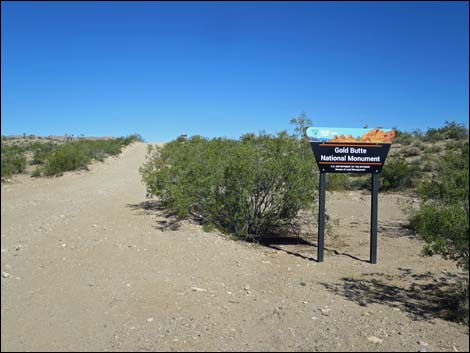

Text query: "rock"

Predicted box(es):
[367, 336, 383, 344]
[244, 285, 250, 291]
[146, 317, 154, 322]
[192, 287, 207, 292]
[2, 272, 10, 278]
[320, 308, 331, 316]
[419, 341, 429, 347]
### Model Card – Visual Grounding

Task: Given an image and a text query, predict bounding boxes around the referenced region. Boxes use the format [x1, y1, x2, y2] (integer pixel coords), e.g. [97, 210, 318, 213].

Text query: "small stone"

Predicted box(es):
[367, 336, 383, 344]
[320, 308, 331, 316]
[146, 317, 154, 322]
[244, 285, 250, 291]
[192, 287, 207, 292]
[62, 243, 67, 247]
[1, 272, 10, 278]
[419, 341, 429, 347]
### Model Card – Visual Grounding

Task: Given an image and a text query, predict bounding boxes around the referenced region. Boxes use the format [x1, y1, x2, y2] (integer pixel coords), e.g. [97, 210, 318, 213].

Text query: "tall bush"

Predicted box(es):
[410, 141, 469, 271]
[140, 131, 317, 241]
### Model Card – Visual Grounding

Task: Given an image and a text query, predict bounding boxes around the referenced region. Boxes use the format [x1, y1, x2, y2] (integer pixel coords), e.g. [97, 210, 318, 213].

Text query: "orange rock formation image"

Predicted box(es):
[328, 129, 395, 143]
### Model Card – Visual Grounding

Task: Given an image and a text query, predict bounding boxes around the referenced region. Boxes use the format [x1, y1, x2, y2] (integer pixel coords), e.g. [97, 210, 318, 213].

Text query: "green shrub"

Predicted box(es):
[140, 131, 317, 241]
[1, 144, 27, 180]
[411, 140, 425, 150]
[409, 142, 469, 321]
[379, 157, 419, 191]
[43, 143, 91, 176]
[394, 129, 414, 145]
[40, 135, 141, 176]
[424, 144, 443, 154]
[424, 121, 469, 142]
[327, 174, 352, 191]
[31, 168, 42, 177]
[30, 142, 57, 165]
[402, 146, 421, 157]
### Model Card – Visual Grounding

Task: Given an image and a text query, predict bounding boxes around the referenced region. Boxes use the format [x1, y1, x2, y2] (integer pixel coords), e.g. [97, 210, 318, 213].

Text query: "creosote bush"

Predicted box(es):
[1, 145, 27, 180]
[140, 131, 317, 241]
[1, 134, 143, 180]
[42, 135, 142, 176]
[410, 141, 469, 323]
[379, 157, 419, 191]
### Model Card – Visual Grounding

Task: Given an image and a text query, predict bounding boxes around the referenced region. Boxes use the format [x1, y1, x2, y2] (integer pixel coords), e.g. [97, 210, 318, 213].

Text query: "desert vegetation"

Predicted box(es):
[140, 117, 469, 322]
[1, 134, 143, 180]
[140, 119, 317, 242]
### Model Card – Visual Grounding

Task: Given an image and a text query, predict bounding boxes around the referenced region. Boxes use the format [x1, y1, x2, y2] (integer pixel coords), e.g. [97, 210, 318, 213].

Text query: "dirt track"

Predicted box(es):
[1, 142, 468, 352]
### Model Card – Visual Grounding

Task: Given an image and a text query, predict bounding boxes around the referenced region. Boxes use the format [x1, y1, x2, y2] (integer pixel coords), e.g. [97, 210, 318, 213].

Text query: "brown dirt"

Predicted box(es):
[1, 142, 468, 352]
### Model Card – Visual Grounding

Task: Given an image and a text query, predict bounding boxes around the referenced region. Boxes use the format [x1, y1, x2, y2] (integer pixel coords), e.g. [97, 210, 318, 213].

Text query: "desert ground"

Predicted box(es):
[1, 142, 468, 352]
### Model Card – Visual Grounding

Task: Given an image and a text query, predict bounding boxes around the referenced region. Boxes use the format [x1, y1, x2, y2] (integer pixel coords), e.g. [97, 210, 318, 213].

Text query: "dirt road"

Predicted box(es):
[1, 143, 468, 352]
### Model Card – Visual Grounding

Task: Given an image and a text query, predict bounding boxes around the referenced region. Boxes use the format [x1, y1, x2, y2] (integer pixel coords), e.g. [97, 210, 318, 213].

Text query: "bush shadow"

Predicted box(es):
[126, 199, 182, 231]
[321, 268, 468, 323]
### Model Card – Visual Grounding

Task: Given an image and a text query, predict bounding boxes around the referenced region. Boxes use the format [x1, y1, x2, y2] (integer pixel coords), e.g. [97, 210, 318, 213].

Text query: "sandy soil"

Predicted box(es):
[1, 142, 468, 352]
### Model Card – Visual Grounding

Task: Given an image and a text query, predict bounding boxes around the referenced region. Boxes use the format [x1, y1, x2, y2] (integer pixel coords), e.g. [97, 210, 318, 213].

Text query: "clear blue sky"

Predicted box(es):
[1, 1, 468, 142]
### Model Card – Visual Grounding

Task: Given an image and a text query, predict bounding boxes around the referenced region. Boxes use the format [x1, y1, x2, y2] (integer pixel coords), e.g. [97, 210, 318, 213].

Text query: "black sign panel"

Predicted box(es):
[310, 142, 391, 173]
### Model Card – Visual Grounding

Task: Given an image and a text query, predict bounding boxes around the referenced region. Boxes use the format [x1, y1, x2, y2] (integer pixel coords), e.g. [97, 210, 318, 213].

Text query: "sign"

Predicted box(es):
[306, 126, 396, 264]
[306, 127, 395, 173]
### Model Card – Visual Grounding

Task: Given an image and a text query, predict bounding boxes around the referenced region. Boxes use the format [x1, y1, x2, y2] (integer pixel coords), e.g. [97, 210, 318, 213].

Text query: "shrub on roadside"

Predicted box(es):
[140, 131, 317, 241]
[43, 143, 91, 176]
[409, 141, 469, 323]
[1, 144, 27, 180]
[30, 142, 57, 165]
[41, 134, 142, 176]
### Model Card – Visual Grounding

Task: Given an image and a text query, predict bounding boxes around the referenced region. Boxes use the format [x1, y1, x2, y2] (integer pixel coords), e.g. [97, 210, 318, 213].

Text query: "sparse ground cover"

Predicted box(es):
[1, 142, 468, 351]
